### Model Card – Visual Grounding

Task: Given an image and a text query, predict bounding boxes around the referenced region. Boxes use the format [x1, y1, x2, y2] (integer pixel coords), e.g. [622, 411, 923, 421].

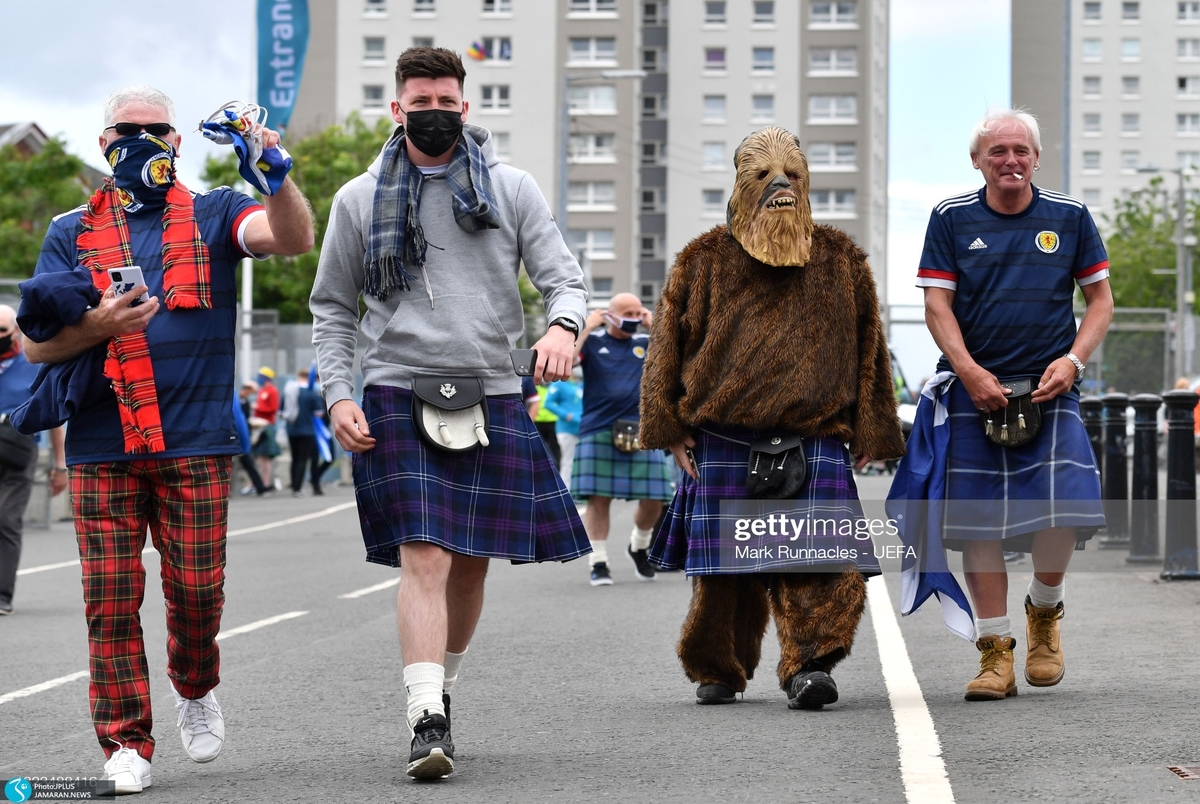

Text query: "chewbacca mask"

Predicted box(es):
[726, 127, 814, 267]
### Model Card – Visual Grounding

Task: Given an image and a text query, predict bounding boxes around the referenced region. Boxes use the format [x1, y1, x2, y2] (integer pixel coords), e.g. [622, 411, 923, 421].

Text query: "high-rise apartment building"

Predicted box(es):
[287, 0, 888, 306]
[1014, 0, 1200, 209]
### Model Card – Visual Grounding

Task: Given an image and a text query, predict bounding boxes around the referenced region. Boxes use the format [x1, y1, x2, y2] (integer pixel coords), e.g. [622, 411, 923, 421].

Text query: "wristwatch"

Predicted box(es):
[1065, 352, 1086, 380]
[549, 317, 579, 335]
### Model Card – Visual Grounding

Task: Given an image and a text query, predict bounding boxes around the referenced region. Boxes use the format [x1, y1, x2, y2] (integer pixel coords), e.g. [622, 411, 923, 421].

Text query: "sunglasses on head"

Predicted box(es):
[105, 122, 175, 137]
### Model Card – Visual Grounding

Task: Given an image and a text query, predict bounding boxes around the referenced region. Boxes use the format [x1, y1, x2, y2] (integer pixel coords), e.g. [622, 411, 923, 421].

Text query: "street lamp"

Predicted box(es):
[557, 69, 646, 291]
[1137, 165, 1198, 381]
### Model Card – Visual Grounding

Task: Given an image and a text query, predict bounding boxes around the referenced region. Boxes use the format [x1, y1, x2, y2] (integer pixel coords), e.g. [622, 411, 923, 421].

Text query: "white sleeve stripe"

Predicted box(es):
[916, 277, 958, 291]
[237, 209, 267, 259]
[1076, 269, 1109, 286]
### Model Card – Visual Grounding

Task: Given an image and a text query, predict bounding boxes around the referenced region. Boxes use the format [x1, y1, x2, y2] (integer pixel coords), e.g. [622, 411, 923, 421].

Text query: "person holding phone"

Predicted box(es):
[20, 85, 313, 794]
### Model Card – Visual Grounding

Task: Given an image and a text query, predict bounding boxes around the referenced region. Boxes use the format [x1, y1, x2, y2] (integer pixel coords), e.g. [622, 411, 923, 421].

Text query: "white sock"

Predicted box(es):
[403, 662, 445, 727]
[443, 649, 467, 694]
[630, 526, 653, 552]
[589, 540, 609, 566]
[975, 615, 1011, 638]
[1028, 577, 1064, 608]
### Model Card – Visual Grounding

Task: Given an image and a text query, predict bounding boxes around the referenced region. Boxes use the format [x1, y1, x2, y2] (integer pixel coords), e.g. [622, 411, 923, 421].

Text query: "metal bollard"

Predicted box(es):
[1126, 394, 1162, 563]
[1080, 395, 1105, 489]
[1161, 390, 1200, 580]
[1099, 393, 1130, 548]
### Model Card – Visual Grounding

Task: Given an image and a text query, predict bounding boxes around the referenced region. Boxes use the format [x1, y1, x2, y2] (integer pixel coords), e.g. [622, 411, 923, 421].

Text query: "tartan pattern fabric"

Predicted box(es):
[649, 428, 881, 576]
[354, 386, 589, 567]
[569, 430, 676, 502]
[78, 178, 212, 454]
[942, 379, 1103, 551]
[71, 455, 232, 760]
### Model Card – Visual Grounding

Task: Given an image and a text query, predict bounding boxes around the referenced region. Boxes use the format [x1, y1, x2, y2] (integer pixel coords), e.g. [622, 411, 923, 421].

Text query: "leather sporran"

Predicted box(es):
[746, 434, 808, 499]
[410, 376, 490, 454]
[613, 418, 641, 453]
[980, 379, 1041, 448]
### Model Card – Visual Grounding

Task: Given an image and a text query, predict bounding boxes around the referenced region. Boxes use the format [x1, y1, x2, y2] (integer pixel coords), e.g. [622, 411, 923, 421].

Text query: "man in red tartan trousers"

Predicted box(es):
[22, 86, 313, 794]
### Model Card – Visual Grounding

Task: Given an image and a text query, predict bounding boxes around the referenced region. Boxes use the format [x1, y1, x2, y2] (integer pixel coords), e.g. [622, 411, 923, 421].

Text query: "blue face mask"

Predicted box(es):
[104, 133, 176, 213]
[604, 312, 641, 334]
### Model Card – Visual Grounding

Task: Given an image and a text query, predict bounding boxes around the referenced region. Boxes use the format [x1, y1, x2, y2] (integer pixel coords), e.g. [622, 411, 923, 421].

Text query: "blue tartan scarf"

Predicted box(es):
[364, 127, 500, 301]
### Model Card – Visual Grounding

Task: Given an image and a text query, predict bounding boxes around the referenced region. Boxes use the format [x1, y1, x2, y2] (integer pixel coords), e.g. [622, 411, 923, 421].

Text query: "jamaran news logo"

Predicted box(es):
[4, 777, 32, 803]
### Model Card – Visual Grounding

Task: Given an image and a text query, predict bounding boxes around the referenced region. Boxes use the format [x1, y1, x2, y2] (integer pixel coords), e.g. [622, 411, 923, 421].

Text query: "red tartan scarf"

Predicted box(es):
[76, 177, 212, 453]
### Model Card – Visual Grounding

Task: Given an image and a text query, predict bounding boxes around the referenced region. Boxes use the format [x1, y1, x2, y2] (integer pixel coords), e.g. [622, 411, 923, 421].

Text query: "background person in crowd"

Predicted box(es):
[533, 381, 561, 467]
[251, 366, 281, 489]
[286, 367, 325, 497]
[572, 293, 674, 587]
[544, 368, 583, 489]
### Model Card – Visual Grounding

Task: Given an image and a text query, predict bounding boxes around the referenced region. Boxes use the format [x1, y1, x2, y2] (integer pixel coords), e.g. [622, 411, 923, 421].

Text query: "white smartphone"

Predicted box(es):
[107, 266, 151, 306]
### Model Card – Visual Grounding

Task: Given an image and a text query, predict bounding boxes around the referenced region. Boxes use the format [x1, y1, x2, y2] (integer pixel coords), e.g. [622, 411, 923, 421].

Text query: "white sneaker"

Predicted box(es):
[173, 687, 225, 763]
[102, 746, 152, 795]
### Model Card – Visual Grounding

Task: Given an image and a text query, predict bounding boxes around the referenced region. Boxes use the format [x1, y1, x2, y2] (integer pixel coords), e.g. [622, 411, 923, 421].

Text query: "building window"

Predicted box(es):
[642, 48, 661, 71]
[810, 1, 857, 26]
[1120, 150, 1140, 172]
[568, 85, 616, 114]
[482, 0, 512, 13]
[1083, 112, 1101, 134]
[567, 229, 615, 259]
[639, 188, 663, 212]
[1121, 38, 1141, 60]
[702, 189, 725, 215]
[568, 133, 616, 161]
[752, 47, 775, 73]
[592, 277, 614, 296]
[568, 37, 617, 65]
[493, 132, 511, 160]
[1122, 1, 1139, 20]
[754, 1, 775, 24]
[1182, 2, 1200, 21]
[642, 94, 667, 118]
[1180, 151, 1200, 169]
[1122, 75, 1140, 96]
[643, 1, 667, 24]
[414, 0, 435, 13]
[1178, 113, 1200, 134]
[642, 141, 667, 164]
[1181, 39, 1200, 59]
[1083, 1, 1101, 21]
[480, 85, 511, 110]
[1082, 188, 1101, 206]
[1083, 76, 1101, 97]
[705, 47, 727, 71]
[1082, 151, 1101, 172]
[568, 181, 616, 211]
[480, 37, 512, 61]
[640, 236, 663, 260]
[810, 47, 857, 75]
[703, 141, 726, 169]
[363, 85, 385, 109]
[751, 94, 775, 122]
[1122, 113, 1140, 134]
[569, 0, 617, 13]
[365, 0, 387, 16]
[808, 142, 857, 170]
[703, 94, 727, 122]
[1180, 76, 1200, 96]
[413, 36, 434, 47]
[811, 189, 856, 218]
[809, 94, 857, 123]
[364, 37, 386, 61]
[704, 1, 726, 24]
[1083, 38, 1102, 60]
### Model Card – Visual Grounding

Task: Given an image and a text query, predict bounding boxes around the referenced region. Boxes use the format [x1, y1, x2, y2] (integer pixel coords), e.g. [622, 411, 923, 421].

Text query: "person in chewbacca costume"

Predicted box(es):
[639, 127, 905, 710]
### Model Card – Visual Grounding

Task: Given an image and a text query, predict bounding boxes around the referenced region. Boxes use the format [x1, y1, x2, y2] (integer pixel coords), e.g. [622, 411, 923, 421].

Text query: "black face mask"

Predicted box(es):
[401, 106, 464, 157]
[0, 334, 13, 354]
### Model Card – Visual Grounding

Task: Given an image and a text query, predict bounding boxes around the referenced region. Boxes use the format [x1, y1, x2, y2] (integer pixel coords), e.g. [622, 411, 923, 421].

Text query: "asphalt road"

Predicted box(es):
[3, 474, 1200, 803]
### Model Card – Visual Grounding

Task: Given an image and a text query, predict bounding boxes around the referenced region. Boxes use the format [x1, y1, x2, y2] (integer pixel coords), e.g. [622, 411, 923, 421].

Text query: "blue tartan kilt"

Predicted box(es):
[942, 379, 1104, 551]
[648, 426, 881, 577]
[570, 430, 676, 502]
[353, 386, 590, 568]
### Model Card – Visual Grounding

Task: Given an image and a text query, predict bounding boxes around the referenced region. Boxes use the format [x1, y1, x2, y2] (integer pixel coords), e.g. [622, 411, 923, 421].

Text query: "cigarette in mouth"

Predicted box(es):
[1014, 173, 1024, 180]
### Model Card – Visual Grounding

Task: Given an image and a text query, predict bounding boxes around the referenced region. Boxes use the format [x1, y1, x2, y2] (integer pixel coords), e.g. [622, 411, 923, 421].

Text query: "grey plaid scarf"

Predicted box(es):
[364, 127, 500, 301]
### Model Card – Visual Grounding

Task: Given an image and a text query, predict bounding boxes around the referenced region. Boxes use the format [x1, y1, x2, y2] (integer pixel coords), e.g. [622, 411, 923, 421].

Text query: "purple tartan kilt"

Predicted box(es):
[353, 385, 590, 567]
[648, 426, 881, 577]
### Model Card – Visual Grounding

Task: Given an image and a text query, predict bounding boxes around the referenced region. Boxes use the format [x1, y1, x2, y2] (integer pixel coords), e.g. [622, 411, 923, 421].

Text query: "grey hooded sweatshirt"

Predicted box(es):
[310, 125, 587, 408]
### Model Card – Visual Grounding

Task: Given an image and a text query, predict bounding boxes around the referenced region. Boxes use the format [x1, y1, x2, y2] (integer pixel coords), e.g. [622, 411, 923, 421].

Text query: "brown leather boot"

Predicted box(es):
[1024, 595, 1065, 686]
[964, 635, 1017, 701]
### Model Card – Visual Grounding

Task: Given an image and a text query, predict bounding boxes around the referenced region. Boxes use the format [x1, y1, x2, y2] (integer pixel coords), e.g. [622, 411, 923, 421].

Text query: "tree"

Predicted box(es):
[0, 138, 90, 279]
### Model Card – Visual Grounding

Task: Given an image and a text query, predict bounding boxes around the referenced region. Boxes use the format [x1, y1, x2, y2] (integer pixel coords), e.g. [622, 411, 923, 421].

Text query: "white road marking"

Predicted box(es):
[0, 671, 88, 706]
[16, 501, 358, 576]
[338, 577, 400, 599]
[867, 574, 957, 804]
[216, 610, 308, 640]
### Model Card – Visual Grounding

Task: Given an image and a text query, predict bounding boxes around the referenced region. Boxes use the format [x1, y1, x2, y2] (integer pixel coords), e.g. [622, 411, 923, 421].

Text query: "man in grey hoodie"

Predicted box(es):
[310, 47, 590, 781]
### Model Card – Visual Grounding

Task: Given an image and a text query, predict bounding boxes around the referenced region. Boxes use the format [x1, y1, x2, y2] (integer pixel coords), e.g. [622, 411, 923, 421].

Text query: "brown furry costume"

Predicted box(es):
[639, 127, 904, 704]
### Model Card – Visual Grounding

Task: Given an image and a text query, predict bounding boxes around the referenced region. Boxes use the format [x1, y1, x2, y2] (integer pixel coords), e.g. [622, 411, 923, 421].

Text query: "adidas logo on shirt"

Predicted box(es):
[598, 347, 610, 354]
[968, 237, 988, 250]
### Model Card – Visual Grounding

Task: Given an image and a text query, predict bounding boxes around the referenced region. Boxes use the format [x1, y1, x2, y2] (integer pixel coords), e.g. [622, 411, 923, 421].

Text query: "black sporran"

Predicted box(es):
[746, 434, 808, 499]
[410, 376, 490, 453]
[980, 379, 1041, 448]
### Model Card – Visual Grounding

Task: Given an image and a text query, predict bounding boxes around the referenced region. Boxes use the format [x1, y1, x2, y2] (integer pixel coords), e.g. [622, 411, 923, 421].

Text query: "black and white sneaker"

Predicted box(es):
[407, 711, 454, 780]
[786, 669, 839, 710]
[627, 545, 657, 581]
[590, 562, 614, 586]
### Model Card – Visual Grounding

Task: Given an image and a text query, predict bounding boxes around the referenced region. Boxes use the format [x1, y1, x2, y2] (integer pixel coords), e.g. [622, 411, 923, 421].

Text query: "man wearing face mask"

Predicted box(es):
[310, 47, 589, 781]
[572, 292, 675, 587]
[20, 85, 313, 794]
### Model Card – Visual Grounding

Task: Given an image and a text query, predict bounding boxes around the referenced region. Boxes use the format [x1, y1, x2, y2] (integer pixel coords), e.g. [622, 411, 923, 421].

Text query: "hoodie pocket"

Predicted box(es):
[379, 293, 513, 372]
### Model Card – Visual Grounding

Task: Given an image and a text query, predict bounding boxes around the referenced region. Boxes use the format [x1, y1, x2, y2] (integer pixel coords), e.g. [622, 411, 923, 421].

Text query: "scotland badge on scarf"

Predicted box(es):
[199, 101, 293, 196]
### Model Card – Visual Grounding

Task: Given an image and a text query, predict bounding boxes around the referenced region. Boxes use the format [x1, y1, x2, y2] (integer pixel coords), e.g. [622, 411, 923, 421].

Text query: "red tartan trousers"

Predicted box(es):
[71, 455, 231, 760]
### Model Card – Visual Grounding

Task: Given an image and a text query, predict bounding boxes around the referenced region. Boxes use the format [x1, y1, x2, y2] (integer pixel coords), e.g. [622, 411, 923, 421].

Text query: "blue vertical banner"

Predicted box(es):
[257, 0, 309, 135]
